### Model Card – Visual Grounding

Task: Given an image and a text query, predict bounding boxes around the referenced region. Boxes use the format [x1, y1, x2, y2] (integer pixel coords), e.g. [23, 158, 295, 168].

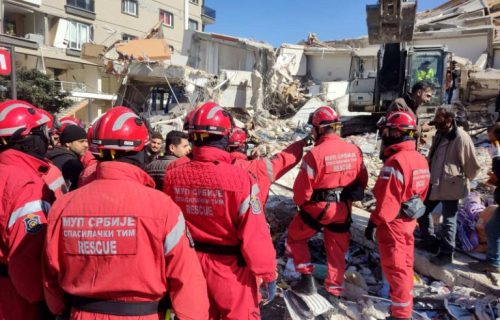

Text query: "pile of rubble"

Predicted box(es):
[254, 108, 500, 319]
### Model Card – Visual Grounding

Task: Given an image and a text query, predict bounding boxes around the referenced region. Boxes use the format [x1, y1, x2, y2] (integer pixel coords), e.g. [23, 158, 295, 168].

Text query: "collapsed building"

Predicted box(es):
[73, 1, 500, 318]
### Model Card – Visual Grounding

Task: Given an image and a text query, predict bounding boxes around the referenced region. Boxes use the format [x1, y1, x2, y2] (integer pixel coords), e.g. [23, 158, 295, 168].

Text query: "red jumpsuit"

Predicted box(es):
[80, 150, 97, 168]
[77, 161, 97, 187]
[287, 134, 368, 296]
[230, 140, 305, 204]
[0, 149, 54, 320]
[370, 140, 430, 318]
[43, 161, 209, 320]
[167, 155, 190, 170]
[44, 163, 67, 199]
[164, 146, 276, 320]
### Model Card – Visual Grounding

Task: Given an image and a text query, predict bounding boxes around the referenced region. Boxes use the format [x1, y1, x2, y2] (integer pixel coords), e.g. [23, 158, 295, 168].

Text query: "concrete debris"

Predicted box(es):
[70, 2, 500, 318]
[115, 39, 172, 61]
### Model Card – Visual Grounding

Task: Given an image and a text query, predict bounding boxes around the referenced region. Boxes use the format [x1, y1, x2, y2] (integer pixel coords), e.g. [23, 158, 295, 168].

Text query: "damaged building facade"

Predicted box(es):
[0, 0, 216, 121]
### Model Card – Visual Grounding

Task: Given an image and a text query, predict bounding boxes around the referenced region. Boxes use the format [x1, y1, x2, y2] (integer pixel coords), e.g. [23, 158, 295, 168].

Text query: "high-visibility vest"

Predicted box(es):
[417, 68, 435, 81]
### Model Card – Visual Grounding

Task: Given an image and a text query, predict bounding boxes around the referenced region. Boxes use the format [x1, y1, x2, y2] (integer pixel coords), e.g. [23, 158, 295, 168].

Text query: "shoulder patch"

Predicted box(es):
[24, 214, 42, 234]
[250, 196, 262, 214]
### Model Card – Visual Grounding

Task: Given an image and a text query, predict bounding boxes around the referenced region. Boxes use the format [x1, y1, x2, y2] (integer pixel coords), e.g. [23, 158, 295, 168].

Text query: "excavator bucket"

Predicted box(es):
[367, 0, 417, 44]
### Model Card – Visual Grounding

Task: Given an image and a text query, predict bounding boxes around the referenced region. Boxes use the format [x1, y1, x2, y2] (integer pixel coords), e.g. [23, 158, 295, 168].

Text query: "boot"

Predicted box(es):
[469, 261, 500, 273]
[415, 240, 440, 255]
[430, 252, 453, 266]
[291, 274, 317, 295]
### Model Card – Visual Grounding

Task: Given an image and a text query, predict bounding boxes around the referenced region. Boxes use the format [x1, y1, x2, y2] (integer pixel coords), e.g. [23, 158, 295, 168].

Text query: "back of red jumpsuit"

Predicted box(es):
[164, 146, 277, 320]
[0, 149, 55, 320]
[287, 134, 368, 297]
[43, 161, 209, 320]
[230, 140, 305, 205]
[370, 140, 430, 318]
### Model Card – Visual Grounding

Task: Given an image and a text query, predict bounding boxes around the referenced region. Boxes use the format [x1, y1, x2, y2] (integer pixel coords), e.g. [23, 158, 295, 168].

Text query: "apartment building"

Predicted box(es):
[0, 0, 215, 123]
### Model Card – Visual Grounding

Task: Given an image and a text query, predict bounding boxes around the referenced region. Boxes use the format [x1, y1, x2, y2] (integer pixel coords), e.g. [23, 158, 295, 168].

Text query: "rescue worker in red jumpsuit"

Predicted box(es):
[37, 107, 68, 198]
[228, 127, 308, 205]
[286, 106, 368, 309]
[164, 102, 277, 320]
[0, 100, 56, 320]
[364, 111, 430, 320]
[43, 106, 209, 320]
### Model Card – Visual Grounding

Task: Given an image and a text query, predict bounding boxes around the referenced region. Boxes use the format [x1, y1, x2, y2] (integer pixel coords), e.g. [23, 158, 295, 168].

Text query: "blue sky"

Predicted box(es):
[204, 1, 442, 47]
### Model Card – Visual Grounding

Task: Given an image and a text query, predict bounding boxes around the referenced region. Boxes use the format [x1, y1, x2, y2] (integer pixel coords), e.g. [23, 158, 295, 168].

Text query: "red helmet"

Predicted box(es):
[309, 106, 339, 127]
[58, 116, 82, 133]
[91, 106, 149, 152]
[37, 108, 54, 130]
[228, 127, 247, 147]
[87, 114, 105, 154]
[190, 101, 232, 136]
[0, 100, 50, 137]
[183, 108, 197, 131]
[385, 111, 417, 131]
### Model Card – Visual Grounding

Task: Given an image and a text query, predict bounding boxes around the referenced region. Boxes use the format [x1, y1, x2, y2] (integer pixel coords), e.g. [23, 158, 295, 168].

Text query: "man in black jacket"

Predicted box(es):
[145, 130, 191, 190]
[46, 124, 88, 191]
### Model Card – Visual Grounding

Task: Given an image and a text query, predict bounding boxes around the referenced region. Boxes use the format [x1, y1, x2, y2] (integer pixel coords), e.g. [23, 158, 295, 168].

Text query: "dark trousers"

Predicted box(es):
[417, 194, 459, 256]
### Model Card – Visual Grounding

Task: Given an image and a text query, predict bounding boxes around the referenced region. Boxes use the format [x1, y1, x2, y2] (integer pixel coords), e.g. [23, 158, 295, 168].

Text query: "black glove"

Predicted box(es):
[302, 134, 314, 146]
[364, 220, 376, 242]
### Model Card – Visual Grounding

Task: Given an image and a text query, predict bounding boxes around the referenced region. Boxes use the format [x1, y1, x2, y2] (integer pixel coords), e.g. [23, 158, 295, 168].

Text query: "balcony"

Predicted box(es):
[53, 80, 88, 94]
[201, 5, 216, 25]
[65, 0, 95, 20]
[1, 4, 44, 49]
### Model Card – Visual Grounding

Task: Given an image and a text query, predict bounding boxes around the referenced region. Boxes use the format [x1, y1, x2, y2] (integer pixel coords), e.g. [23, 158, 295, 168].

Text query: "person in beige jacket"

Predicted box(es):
[417, 107, 480, 265]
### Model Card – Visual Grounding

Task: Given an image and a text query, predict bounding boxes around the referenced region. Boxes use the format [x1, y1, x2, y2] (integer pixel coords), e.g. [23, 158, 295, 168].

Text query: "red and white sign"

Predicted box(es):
[0, 49, 12, 76]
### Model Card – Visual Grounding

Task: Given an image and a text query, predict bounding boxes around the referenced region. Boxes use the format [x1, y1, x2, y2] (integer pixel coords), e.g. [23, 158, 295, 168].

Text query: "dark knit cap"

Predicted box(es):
[60, 125, 87, 144]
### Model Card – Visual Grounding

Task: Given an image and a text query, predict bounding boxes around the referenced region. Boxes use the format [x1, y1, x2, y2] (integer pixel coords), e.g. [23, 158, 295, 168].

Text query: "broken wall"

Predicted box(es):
[413, 32, 489, 63]
[277, 45, 307, 76]
[306, 52, 353, 82]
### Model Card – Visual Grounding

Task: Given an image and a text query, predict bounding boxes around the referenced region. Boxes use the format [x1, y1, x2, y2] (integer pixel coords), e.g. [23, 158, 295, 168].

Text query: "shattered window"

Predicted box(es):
[122, 0, 138, 16]
[160, 10, 173, 28]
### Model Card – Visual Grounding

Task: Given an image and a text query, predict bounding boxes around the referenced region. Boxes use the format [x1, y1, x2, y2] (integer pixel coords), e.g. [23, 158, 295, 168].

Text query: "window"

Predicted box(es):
[122, 34, 137, 41]
[66, 0, 94, 12]
[190, 0, 199, 4]
[168, 45, 174, 53]
[67, 21, 91, 50]
[188, 19, 198, 31]
[159, 10, 173, 27]
[122, 0, 138, 16]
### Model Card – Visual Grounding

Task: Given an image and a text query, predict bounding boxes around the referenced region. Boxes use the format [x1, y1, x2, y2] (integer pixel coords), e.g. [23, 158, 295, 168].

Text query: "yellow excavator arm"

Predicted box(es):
[366, 0, 417, 44]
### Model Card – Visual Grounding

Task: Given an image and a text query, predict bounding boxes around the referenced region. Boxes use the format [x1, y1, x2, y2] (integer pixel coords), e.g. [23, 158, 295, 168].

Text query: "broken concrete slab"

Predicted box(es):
[276, 45, 307, 77]
[115, 39, 172, 61]
[290, 97, 326, 127]
[350, 206, 500, 296]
